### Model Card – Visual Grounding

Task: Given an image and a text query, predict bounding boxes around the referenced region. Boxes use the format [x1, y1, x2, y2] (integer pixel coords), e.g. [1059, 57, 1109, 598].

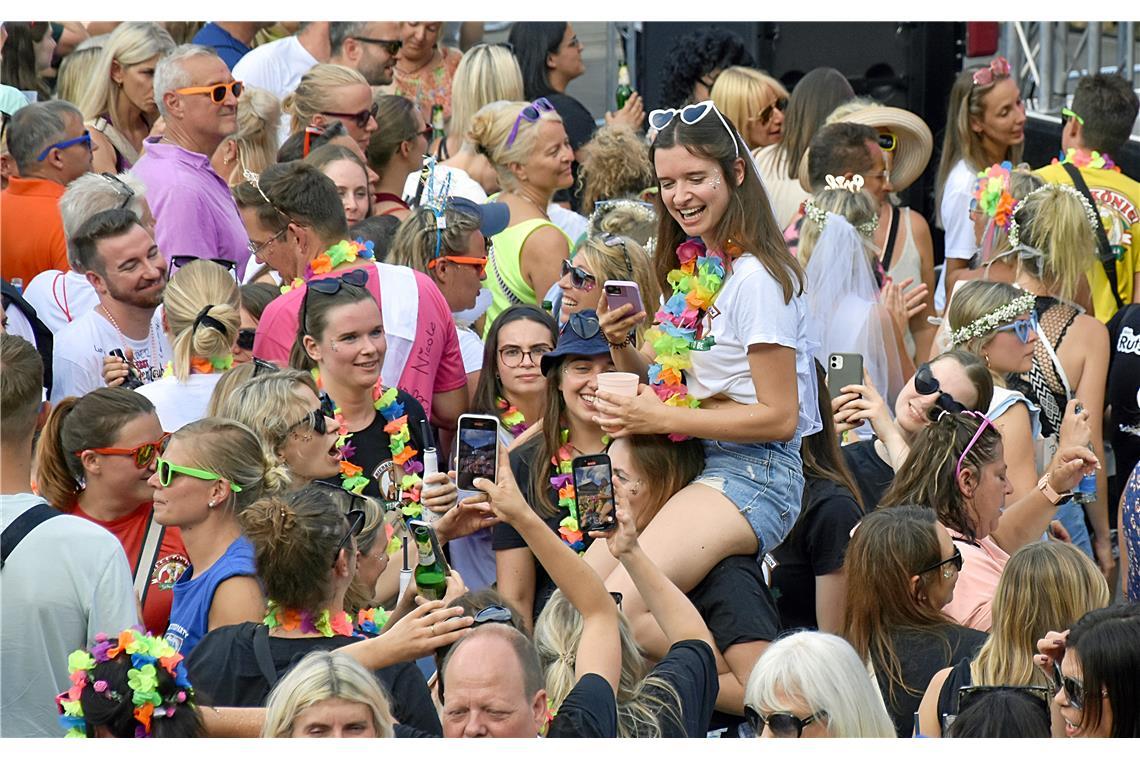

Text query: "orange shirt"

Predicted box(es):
[1, 177, 69, 286]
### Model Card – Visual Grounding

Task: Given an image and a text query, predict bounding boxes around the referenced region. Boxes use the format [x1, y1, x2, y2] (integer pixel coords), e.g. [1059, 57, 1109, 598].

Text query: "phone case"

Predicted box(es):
[603, 280, 644, 316]
[456, 414, 499, 490]
[826, 353, 864, 398]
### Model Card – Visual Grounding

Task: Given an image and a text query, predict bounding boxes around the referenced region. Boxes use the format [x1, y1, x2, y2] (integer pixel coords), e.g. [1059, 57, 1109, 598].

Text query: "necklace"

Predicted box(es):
[509, 189, 549, 219]
[264, 601, 353, 637]
[549, 427, 610, 553]
[279, 238, 375, 295]
[643, 238, 732, 441]
[497, 397, 530, 437]
[396, 48, 439, 78]
[100, 304, 160, 383]
[1054, 147, 1120, 172]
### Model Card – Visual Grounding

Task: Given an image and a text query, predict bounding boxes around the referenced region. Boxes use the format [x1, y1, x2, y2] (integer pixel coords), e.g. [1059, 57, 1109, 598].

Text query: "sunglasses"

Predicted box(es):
[352, 36, 402, 56]
[431, 255, 487, 277]
[175, 80, 243, 104]
[1061, 107, 1085, 126]
[36, 130, 92, 162]
[100, 172, 135, 209]
[332, 509, 366, 566]
[1050, 661, 1085, 711]
[236, 328, 256, 352]
[561, 258, 596, 291]
[289, 408, 330, 437]
[252, 357, 278, 377]
[754, 96, 788, 126]
[972, 56, 1011, 87]
[913, 363, 968, 416]
[743, 707, 826, 738]
[915, 544, 964, 577]
[958, 685, 1051, 716]
[563, 311, 601, 340]
[79, 432, 170, 469]
[601, 234, 633, 276]
[302, 121, 349, 158]
[994, 314, 1037, 343]
[505, 97, 556, 148]
[300, 268, 371, 336]
[878, 132, 898, 152]
[955, 410, 995, 481]
[155, 456, 243, 492]
[414, 123, 433, 143]
[472, 604, 514, 626]
[321, 102, 379, 130]
[168, 255, 238, 277]
[648, 100, 739, 158]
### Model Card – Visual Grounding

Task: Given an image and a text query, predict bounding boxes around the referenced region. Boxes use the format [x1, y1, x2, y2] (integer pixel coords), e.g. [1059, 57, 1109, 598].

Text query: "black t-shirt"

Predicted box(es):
[688, 555, 780, 651]
[770, 477, 863, 631]
[842, 438, 896, 510]
[547, 673, 618, 737]
[932, 657, 974, 736]
[644, 640, 719, 738]
[875, 624, 987, 737]
[186, 622, 441, 735]
[326, 388, 428, 502]
[1107, 304, 1140, 509]
[491, 437, 595, 620]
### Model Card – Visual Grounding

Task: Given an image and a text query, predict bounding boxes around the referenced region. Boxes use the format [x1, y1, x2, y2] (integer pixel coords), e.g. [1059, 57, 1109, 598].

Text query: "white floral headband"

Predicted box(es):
[948, 291, 1037, 346]
[1007, 183, 1099, 248]
[803, 198, 879, 237]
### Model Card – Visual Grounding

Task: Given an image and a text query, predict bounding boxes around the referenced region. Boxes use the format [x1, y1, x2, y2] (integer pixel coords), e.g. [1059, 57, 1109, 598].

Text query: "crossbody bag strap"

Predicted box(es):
[2, 503, 60, 568]
[881, 204, 902, 272]
[133, 510, 166, 606]
[253, 625, 280, 688]
[1060, 162, 1124, 309]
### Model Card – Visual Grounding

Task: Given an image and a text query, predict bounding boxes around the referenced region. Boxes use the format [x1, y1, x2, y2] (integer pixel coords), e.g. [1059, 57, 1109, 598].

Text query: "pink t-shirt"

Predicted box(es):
[252, 261, 466, 420]
[941, 527, 1009, 633]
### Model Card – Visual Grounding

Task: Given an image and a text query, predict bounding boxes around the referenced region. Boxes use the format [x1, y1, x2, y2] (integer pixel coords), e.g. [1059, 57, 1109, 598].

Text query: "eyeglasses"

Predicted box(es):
[100, 172, 135, 209]
[972, 56, 1011, 87]
[236, 328, 256, 352]
[505, 97, 556, 148]
[351, 36, 402, 56]
[174, 80, 243, 104]
[300, 268, 371, 337]
[563, 310, 601, 340]
[994, 314, 1037, 343]
[472, 604, 514, 626]
[561, 258, 596, 291]
[79, 432, 170, 469]
[878, 132, 898, 152]
[1061, 107, 1085, 126]
[321, 102, 379, 130]
[753, 96, 788, 126]
[743, 707, 827, 738]
[565, 35, 582, 50]
[289, 408, 330, 437]
[914, 545, 963, 578]
[498, 343, 553, 368]
[155, 456, 243, 492]
[913, 363, 968, 416]
[601, 234, 633, 276]
[168, 255, 238, 277]
[36, 130, 92, 162]
[647, 100, 739, 158]
[332, 508, 366, 566]
[955, 411, 995, 481]
[247, 227, 288, 257]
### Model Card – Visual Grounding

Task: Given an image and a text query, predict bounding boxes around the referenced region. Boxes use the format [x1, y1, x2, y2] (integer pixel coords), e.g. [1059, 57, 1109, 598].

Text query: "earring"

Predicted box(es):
[208, 499, 217, 509]
[983, 353, 991, 367]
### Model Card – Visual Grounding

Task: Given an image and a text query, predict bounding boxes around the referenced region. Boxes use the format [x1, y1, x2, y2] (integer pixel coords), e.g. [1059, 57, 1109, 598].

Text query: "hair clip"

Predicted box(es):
[824, 174, 864, 193]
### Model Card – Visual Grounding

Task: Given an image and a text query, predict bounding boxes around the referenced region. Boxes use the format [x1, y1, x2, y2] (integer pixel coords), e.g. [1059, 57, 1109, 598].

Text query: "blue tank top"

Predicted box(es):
[164, 536, 256, 655]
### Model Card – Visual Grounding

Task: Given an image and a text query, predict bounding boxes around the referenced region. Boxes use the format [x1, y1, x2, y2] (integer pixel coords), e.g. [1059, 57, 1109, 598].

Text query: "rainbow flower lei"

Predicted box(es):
[497, 396, 530, 437]
[355, 606, 391, 636]
[973, 161, 1017, 229]
[644, 238, 728, 441]
[312, 370, 425, 518]
[549, 428, 610, 552]
[56, 629, 192, 739]
[1053, 147, 1120, 173]
[264, 601, 354, 637]
[280, 238, 376, 294]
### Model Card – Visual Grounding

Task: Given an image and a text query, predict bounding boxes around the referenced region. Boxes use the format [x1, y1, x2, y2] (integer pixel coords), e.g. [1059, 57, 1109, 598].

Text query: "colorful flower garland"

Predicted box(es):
[312, 369, 425, 518]
[162, 354, 234, 379]
[973, 161, 1016, 229]
[264, 601, 354, 637]
[549, 428, 610, 552]
[56, 629, 192, 739]
[280, 238, 376, 295]
[1053, 147, 1120, 173]
[497, 396, 530, 437]
[644, 238, 729, 441]
[355, 606, 391, 636]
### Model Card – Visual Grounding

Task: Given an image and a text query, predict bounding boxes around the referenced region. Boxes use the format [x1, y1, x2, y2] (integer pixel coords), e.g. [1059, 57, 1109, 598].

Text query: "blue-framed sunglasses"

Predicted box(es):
[505, 97, 556, 148]
[994, 314, 1037, 343]
[37, 130, 92, 161]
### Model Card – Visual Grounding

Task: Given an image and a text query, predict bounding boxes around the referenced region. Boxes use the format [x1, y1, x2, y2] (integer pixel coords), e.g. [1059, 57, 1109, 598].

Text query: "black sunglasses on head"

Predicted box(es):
[300, 268, 371, 336]
[236, 328, 256, 352]
[914, 363, 967, 416]
[332, 508, 366, 566]
[168, 255, 237, 278]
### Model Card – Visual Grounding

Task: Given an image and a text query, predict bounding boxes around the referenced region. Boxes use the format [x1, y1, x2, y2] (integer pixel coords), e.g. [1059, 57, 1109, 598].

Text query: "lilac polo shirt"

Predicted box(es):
[133, 138, 251, 280]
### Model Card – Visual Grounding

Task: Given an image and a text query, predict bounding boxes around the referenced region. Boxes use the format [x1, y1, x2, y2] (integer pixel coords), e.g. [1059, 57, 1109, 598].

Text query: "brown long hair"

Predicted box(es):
[470, 304, 558, 419]
[648, 106, 804, 303]
[802, 360, 864, 511]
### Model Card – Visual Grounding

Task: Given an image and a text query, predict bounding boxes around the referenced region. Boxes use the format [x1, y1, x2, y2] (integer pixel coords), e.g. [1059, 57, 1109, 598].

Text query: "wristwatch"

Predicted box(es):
[1037, 473, 1065, 505]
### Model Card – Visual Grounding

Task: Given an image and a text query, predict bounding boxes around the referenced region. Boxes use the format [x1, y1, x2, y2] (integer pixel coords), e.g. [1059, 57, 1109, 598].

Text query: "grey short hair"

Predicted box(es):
[7, 100, 83, 173]
[328, 22, 367, 56]
[58, 172, 149, 270]
[153, 43, 223, 118]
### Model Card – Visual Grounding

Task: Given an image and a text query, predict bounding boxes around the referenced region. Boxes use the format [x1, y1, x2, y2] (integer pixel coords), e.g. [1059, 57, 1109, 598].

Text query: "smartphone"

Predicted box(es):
[406, 519, 451, 575]
[571, 454, 617, 532]
[603, 280, 643, 316]
[826, 352, 864, 398]
[109, 348, 145, 390]
[456, 414, 499, 490]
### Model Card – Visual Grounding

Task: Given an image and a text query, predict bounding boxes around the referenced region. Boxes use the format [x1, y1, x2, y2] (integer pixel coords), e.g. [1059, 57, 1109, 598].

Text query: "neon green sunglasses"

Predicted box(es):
[155, 457, 243, 492]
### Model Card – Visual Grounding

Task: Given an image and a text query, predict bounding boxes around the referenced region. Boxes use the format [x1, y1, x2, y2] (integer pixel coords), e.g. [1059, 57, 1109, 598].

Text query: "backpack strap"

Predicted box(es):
[1060, 162, 1124, 310]
[252, 625, 280, 688]
[2, 503, 61, 568]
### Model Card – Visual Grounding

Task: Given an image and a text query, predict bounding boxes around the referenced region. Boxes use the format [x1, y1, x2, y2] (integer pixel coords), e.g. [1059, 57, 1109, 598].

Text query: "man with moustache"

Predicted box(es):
[50, 208, 171, 402]
[329, 21, 402, 86]
[133, 44, 251, 279]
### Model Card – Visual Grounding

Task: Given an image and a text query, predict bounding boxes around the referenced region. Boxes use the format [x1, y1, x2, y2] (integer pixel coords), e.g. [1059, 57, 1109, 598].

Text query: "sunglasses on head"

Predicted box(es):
[175, 80, 243, 104]
[647, 100, 740, 158]
[913, 363, 968, 416]
[36, 130, 92, 162]
[915, 544, 963, 577]
[743, 706, 826, 738]
[505, 97, 556, 148]
[300, 268, 371, 337]
[79, 432, 170, 469]
[252, 357, 278, 377]
[100, 172, 135, 209]
[332, 508, 366, 566]
[957, 685, 1051, 719]
[994, 314, 1037, 343]
[955, 410, 996, 480]
[168, 255, 237, 277]
[563, 311, 601, 340]
[236, 328, 256, 352]
[755, 96, 788, 126]
[472, 604, 514, 626]
[972, 56, 1011, 87]
[352, 36, 402, 56]
[155, 456, 243, 491]
[601, 234, 633, 276]
[321, 101, 379, 130]
[561, 258, 596, 291]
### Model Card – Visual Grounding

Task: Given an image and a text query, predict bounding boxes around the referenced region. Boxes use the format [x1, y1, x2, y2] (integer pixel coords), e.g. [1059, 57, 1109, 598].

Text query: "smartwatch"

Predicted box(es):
[1037, 473, 1065, 505]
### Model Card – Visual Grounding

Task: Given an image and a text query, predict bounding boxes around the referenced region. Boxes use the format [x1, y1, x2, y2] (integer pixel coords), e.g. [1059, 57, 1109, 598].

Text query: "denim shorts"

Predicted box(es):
[693, 437, 805, 556]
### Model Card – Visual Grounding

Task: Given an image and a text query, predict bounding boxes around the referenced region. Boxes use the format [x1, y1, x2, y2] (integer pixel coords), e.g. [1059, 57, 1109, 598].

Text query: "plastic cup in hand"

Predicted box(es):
[596, 372, 639, 398]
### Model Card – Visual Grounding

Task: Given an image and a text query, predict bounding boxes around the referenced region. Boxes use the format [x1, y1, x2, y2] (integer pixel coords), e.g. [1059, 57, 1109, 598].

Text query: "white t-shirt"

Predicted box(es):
[137, 372, 224, 433]
[402, 164, 488, 205]
[232, 35, 317, 146]
[936, 159, 979, 311]
[51, 308, 171, 403]
[21, 269, 99, 334]
[1, 492, 138, 737]
[456, 323, 484, 374]
[684, 253, 822, 438]
[547, 204, 589, 250]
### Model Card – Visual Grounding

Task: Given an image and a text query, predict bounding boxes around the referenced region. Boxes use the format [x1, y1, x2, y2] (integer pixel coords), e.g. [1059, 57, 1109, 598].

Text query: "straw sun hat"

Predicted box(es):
[797, 105, 933, 193]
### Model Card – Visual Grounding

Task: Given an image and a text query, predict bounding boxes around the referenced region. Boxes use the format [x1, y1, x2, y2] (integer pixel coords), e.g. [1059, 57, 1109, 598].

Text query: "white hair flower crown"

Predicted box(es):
[948, 291, 1037, 347]
[803, 198, 879, 237]
[825, 174, 865, 192]
[1007, 183, 1099, 248]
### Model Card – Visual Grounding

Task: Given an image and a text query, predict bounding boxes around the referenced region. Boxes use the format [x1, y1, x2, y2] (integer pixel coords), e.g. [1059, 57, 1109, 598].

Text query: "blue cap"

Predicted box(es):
[540, 310, 610, 376]
[450, 197, 510, 237]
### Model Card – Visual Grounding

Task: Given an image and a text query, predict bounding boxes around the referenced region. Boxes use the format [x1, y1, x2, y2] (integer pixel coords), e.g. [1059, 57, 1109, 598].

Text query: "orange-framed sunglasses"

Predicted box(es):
[78, 432, 171, 469]
[174, 80, 244, 104]
[428, 256, 487, 278]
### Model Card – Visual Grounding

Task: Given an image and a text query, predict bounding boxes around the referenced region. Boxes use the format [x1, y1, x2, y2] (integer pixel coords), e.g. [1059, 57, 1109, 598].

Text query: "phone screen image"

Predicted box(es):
[572, 457, 616, 532]
[457, 422, 497, 490]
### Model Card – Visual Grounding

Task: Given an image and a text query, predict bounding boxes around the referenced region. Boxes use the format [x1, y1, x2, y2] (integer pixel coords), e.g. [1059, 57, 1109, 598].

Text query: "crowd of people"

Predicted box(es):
[3, 19, 1140, 741]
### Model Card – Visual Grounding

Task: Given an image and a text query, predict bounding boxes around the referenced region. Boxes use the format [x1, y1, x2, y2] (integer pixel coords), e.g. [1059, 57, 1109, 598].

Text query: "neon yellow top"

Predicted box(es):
[483, 217, 572, 336]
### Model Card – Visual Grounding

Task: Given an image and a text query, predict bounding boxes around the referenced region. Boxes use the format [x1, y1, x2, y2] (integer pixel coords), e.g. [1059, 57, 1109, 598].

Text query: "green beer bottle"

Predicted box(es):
[412, 525, 448, 600]
[615, 62, 633, 110]
[430, 104, 446, 143]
